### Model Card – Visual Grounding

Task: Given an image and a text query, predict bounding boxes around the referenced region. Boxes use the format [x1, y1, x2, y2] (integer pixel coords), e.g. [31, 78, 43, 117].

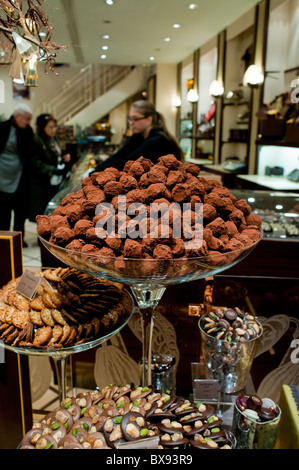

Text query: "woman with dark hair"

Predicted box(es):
[90, 100, 184, 174]
[28, 113, 71, 221]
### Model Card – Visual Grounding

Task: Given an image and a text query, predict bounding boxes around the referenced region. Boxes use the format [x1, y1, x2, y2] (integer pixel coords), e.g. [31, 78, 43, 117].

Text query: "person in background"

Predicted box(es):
[0, 103, 34, 247]
[28, 113, 71, 222]
[89, 100, 184, 174]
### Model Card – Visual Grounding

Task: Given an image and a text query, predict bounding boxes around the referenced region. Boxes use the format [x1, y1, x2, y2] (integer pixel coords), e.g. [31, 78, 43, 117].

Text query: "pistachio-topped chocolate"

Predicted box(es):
[120, 411, 150, 441]
[19, 384, 235, 450]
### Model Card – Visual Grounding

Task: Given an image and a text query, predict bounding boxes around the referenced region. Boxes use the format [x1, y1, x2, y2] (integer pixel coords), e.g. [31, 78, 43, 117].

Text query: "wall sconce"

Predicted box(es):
[186, 77, 198, 103]
[243, 65, 264, 87]
[172, 97, 182, 108]
[187, 89, 199, 103]
[209, 79, 224, 97]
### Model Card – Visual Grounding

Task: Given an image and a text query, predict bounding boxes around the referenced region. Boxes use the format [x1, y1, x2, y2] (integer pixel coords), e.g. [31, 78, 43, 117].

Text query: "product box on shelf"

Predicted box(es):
[0, 231, 23, 288]
[0, 231, 33, 449]
[276, 384, 299, 449]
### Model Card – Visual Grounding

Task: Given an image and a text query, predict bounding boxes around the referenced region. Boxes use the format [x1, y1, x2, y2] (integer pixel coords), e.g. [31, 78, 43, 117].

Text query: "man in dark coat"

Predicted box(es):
[0, 103, 34, 246]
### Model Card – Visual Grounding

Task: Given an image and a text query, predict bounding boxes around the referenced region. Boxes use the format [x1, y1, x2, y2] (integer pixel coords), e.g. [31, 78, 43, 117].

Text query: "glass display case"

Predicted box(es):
[232, 189, 299, 240]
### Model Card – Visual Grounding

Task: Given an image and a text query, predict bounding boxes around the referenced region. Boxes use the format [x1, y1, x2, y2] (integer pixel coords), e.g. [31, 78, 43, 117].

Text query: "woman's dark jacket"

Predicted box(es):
[28, 135, 61, 221]
[94, 128, 182, 172]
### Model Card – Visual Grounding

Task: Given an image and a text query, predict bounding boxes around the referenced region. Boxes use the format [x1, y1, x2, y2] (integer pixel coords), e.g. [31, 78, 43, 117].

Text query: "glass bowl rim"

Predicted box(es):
[38, 227, 263, 263]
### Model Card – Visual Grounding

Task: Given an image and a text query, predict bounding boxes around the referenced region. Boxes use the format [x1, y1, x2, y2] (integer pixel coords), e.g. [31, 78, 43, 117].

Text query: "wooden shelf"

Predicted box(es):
[256, 139, 299, 148]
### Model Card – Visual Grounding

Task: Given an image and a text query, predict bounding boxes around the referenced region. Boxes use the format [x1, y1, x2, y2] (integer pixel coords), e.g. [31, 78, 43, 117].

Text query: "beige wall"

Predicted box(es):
[155, 63, 179, 137]
[0, 63, 83, 124]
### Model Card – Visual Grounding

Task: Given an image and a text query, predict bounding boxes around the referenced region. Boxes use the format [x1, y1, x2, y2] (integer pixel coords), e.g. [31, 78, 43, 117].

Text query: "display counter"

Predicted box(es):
[235, 175, 299, 191]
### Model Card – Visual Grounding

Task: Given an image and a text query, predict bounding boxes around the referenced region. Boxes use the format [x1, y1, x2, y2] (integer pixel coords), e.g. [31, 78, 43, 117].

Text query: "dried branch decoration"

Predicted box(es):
[0, 0, 67, 74]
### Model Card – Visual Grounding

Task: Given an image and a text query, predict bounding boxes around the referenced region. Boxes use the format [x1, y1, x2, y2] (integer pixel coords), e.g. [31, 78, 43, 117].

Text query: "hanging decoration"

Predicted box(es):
[0, 0, 67, 86]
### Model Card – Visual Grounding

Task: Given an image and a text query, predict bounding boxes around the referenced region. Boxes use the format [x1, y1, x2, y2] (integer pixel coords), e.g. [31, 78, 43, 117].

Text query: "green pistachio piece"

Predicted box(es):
[139, 428, 149, 437]
[72, 428, 78, 435]
[64, 400, 72, 409]
[80, 407, 87, 415]
[141, 386, 149, 392]
[211, 427, 220, 433]
[113, 416, 122, 424]
[207, 416, 215, 423]
[116, 400, 124, 409]
[83, 422, 89, 431]
[52, 423, 60, 430]
[44, 442, 53, 449]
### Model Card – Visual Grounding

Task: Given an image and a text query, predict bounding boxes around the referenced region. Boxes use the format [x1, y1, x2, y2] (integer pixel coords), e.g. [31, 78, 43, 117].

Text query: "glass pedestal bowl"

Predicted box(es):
[0, 289, 134, 406]
[39, 229, 262, 388]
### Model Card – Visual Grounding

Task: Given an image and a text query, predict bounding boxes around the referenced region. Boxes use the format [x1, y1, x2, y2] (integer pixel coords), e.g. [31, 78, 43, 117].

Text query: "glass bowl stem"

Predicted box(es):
[130, 285, 166, 386]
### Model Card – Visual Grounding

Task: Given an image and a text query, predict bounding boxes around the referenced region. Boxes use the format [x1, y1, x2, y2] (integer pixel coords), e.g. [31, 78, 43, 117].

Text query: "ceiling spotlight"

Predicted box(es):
[102, 45, 109, 50]
[100, 54, 107, 59]
[163, 37, 171, 42]
[188, 3, 199, 9]
[102, 34, 110, 39]
[173, 23, 181, 29]
[149, 56, 155, 61]
[104, 0, 114, 5]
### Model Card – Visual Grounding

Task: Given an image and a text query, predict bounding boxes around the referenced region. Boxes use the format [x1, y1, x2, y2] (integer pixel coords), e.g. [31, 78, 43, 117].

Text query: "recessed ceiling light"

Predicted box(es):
[149, 56, 155, 61]
[102, 34, 110, 39]
[173, 23, 181, 29]
[100, 54, 107, 59]
[163, 37, 171, 42]
[102, 45, 109, 50]
[188, 3, 199, 9]
[104, 0, 114, 5]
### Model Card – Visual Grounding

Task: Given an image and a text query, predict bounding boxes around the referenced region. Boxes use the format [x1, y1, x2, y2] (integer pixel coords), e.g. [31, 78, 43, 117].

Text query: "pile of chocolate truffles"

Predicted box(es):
[236, 394, 279, 422]
[36, 154, 262, 261]
[20, 384, 234, 449]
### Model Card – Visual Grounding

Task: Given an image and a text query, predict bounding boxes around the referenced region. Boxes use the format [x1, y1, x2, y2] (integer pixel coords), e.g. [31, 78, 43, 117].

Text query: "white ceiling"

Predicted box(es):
[45, 0, 260, 66]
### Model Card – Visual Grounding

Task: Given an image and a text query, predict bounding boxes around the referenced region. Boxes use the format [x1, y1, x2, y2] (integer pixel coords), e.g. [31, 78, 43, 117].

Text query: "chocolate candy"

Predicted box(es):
[158, 419, 184, 435]
[236, 395, 248, 411]
[160, 432, 188, 448]
[257, 407, 277, 421]
[247, 394, 263, 411]
[200, 306, 262, 343]
[103, 415, 125, 448]
[236, 393, 279, 424]
[20, 384, 235, 450]
[37, 154, 262, 264]
[121, 411, 149, 441]
[224, 308, 237, 321]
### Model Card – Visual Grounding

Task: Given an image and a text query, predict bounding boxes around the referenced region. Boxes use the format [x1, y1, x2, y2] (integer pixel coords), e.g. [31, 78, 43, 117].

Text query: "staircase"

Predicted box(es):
[35, 64, 147, 126]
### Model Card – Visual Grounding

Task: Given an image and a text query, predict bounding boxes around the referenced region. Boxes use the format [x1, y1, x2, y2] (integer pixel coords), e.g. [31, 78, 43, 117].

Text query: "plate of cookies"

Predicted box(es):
[0, 267, 134, 356]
